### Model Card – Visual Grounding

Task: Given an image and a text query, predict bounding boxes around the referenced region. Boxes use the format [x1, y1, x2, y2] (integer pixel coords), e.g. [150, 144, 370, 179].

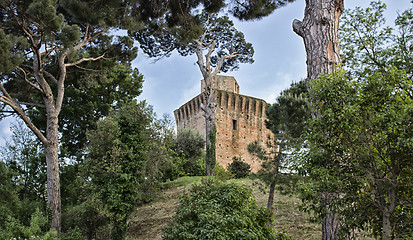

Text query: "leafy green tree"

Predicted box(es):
[298, 3, 413, 239]
[143, 113, 186, 184]
[228, 156, 251, 179]
[0, 207, 57, 240]
[62, 194, 111, 240]
[302, 66, 413, 240]
[0, 160, 21, 238]
[1, 122, 46, 206]
[62, 113, 179, 239]
[0, 121, 57, 239]
[340, 1, 413, 79]
[85, 100, 153, 240]
[229, 0, 296, 20]
[175, 128, 206, 176]
[129, 0, 294, 31]
[133, 11, 254, 175]
[39, 63, 144, 160]
[0, 0, 140, 231]
[249, 80, 310, 212]
[162, 178, 291, 240]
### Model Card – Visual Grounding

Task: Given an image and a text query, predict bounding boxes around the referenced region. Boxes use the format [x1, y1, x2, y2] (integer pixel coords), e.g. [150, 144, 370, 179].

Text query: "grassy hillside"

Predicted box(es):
[126, 176, 321, 240]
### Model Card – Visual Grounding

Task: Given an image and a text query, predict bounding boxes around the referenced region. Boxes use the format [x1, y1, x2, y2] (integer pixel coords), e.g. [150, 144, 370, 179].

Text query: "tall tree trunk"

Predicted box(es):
[321, 196, 340, 240]
[45, 103, 61, 233]
[293, 0, 343, 80]
[204, 77, 217, 176]
[267, 159, 280, 212]
[266, 156, 280, 226]
[267, 179, 276, 211]
[205, 115, 215, 176]
[293, 0, 344, 239]
[382, 207, 392, 240]
[266, 179, 276, 227]
[381, 180, 396, 240]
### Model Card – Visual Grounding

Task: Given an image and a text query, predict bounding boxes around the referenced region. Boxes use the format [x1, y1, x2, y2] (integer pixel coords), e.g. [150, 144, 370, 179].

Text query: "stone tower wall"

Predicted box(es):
[201, 76, 240, 94]
[174, 93, 207, 139]
[174, 76, 273, 173]
[215, 90, 272, 172]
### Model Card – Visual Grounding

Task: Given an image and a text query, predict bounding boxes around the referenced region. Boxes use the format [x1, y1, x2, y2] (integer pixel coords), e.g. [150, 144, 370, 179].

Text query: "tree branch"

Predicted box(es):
[43, 70, 58, 85]
[212, 52, 239, 77]
[205, 40, 216, 73]
[292, 19, 305, 38]
[16, 66, 43, 92]
[0, 84, 47, 144]
[195, 39, 208, 79]
[64, 54, 106, 67]
[17, 101, 46, 108]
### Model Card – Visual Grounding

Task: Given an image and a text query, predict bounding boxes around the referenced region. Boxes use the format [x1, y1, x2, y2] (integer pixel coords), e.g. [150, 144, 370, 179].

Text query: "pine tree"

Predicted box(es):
[0, 0, 141, 232]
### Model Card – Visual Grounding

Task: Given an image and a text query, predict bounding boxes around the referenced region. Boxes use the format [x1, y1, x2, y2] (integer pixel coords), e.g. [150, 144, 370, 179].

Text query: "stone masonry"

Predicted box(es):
[174, 76, 273, 172]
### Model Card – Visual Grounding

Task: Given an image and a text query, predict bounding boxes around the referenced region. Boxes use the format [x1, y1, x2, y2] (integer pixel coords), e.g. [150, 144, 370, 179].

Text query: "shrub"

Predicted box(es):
[0, 208, 57, 240]
[175, 129, 206, 176]
[62, 195, 111, 240]
[212, 163, 234, 181]
[162, 178, 291, 240]
[228, 156, 251, 178]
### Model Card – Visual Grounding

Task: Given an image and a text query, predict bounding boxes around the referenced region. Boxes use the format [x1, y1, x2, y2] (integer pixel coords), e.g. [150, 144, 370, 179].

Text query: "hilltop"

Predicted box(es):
[126, 177, 321, 240]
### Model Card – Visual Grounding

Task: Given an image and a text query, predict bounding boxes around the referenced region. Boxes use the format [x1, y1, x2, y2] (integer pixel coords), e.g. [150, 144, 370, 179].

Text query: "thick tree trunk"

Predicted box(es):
[204, 79, 216, 176]
[205, 115, 214, 176]
[293, 0, 343, 81]
[382, 207, 392, 240]
[266, 179, 276, 227]
[381, 183, 395, 240]
[293, 1, 344, 239]
[322, 203, 340, 240]
[45, 102, 61, 233]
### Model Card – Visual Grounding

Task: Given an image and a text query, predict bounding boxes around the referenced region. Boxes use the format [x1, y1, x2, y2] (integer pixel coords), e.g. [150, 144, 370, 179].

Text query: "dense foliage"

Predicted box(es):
[38, 63, 144, 160]
[302, 66, 413, 239]
[85, 100, 152, 239]
[229, 156, 252, 179]
[162, 178, 291, 240]
[0, 0, 142, 231]
[175, 129, 206, 176]
[0, 123, 55, 239]
[0, 105, 209, 239]
[299, 2, 413, 239]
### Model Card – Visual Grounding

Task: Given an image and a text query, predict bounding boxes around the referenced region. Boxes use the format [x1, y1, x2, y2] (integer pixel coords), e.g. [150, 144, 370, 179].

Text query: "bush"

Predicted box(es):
[162, 178, 290, 240]
[175, 129, 205, 176]
[228, 156, 251, 178]
[0, 208, 57, 240]
[212, 163, 233, 181]
[62, 195, 111, 240]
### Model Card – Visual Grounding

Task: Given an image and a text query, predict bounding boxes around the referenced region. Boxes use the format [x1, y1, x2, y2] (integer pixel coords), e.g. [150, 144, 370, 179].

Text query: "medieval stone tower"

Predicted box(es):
[174, 76, 273, 172]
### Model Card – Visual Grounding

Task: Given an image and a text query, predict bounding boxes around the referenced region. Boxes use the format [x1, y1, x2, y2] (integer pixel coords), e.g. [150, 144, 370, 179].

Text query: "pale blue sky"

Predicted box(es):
[0, 0, 411, 146]
[134, 0, 411, 116]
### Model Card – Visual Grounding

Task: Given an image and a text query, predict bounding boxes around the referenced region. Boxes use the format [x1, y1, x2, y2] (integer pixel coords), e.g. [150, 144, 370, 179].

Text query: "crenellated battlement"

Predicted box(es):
[174, 90, 267, 126]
